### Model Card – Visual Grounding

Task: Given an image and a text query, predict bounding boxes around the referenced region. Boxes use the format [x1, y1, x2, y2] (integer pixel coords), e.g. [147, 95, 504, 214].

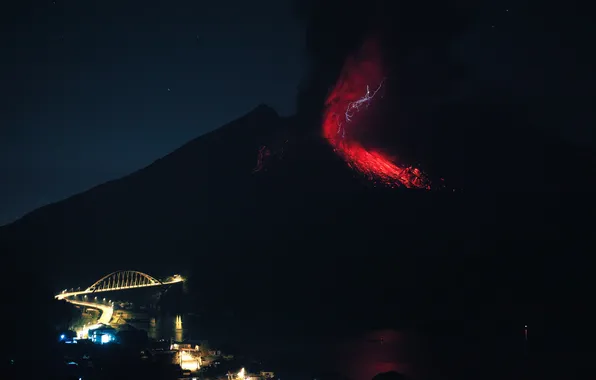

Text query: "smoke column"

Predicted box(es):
[293, 0, 478, 188]
[322, 39, 430, 189]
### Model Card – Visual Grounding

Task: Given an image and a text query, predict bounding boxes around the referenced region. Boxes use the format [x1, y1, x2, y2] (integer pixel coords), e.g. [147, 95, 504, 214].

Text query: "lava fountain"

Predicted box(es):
[322, 39, 431, 189]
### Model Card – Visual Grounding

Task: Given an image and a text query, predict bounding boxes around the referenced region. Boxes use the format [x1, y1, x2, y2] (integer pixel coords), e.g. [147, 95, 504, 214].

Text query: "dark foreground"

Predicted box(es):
[4, 319, 595, 380]
[3, 102, 595, 379]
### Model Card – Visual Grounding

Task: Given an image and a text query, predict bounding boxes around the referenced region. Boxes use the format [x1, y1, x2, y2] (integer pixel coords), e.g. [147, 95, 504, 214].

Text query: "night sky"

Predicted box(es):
[1, 0, 593, 225]
[1, 0, 306, 225]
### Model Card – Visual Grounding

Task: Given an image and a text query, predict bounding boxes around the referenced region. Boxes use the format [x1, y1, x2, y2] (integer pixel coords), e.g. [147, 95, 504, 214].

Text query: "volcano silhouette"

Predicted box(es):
[1, 100, 594, 334]
[1, 105, 448, 276]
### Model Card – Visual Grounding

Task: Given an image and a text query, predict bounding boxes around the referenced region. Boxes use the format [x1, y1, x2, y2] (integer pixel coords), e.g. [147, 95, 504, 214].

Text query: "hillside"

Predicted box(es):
[1, 102, 595, 334]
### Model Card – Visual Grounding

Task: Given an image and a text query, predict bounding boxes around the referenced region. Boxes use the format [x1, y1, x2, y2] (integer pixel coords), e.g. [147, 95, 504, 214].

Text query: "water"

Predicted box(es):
[249, 329, 425, 380]
[142, 313, 529, 380]
[147, 314, 198, 342]
[145, 314, 426, 379]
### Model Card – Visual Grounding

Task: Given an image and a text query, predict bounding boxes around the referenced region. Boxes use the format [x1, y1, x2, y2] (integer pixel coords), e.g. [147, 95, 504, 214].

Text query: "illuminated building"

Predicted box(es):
[88, 326, 118, 344]
[178, 350, 201, 372]
[58, 330, 77, 343]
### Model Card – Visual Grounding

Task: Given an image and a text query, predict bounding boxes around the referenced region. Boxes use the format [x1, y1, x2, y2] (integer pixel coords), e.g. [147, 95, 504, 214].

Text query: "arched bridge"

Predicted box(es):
[55, 270, 183, 299]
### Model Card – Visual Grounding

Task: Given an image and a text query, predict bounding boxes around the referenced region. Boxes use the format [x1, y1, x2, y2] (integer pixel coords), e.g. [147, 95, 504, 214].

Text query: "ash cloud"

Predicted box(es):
[291, 1, 595, 190]
[291, 0, 478, 183]
[292, 0, 477, 128]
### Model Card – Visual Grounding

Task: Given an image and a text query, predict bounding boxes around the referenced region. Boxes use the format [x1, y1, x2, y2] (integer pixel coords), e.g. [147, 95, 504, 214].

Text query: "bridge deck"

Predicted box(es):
[55, 274, 183, 300]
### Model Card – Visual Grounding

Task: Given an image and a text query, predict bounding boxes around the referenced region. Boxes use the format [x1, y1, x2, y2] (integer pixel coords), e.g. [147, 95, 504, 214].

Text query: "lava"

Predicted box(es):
[322, 39, 431, 189]
[253, 145, 271, 173]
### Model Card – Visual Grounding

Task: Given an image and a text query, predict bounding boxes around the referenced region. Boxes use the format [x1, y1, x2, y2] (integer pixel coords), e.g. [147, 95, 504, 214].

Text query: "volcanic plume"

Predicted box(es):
[322, 38, 430, 189]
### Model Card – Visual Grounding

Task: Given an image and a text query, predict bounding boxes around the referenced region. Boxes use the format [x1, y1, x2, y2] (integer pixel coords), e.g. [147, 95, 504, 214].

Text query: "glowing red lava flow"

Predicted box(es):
[253, 145, 271, 173]
[322, 40, 431, 189]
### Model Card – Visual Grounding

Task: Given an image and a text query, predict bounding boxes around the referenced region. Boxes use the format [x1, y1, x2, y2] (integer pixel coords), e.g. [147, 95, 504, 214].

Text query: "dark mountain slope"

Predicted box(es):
[2, 105, 287, 274]
[1, 102, 595, 336]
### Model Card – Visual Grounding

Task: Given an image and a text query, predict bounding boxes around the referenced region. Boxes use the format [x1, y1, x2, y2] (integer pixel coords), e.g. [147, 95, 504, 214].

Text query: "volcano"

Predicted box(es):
[3, 100, 593, 277]
[322, 39, 431, 189]
[1, 75, 595, 340]
[1, 104, 447, 282]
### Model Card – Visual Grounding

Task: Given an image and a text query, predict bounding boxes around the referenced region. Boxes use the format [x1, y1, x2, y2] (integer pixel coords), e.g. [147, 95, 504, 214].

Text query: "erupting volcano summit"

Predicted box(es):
[322, 39, 431, 189]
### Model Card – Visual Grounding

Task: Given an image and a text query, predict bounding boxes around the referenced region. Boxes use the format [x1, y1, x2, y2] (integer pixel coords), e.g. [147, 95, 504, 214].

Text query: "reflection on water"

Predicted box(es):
[146, 316, 420, 379]
[175, 314, 183, 342]
[143, 317, 432, 379]
[148, 317, 160, 340]
[333, 329, 422, 380]
[143, 313, 421, 379]
[148, 314, 186, 342]
[132, 309, 524, 380]
[253, 329, 423, 380]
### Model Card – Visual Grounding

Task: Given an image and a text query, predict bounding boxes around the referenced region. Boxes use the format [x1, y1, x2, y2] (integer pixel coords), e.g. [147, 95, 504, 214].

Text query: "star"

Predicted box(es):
[167, 88, 171, 92]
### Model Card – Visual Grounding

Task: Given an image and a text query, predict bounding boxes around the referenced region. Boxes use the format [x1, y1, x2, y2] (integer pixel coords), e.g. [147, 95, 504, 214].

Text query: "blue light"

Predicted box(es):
[60, 334, 65, 340]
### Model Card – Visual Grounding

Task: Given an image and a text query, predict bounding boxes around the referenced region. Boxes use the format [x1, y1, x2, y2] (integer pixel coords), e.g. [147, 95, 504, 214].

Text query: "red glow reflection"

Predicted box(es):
[322, 39, 430, 189]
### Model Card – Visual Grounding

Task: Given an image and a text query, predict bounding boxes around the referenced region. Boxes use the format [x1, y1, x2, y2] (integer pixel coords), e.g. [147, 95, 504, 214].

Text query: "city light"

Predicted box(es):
[55, 271, 184, 299]
[179, 351, 200, 371]
[237, 368, 247, 380]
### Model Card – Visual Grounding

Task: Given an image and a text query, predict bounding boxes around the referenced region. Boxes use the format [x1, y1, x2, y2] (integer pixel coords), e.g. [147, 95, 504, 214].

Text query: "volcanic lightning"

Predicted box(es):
[339, 80, 385, 138]
[322, 39, 431, 189]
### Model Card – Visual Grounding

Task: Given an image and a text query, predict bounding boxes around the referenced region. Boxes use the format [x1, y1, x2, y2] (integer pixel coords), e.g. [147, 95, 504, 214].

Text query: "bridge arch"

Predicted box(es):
[86, 270, 162, 292]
